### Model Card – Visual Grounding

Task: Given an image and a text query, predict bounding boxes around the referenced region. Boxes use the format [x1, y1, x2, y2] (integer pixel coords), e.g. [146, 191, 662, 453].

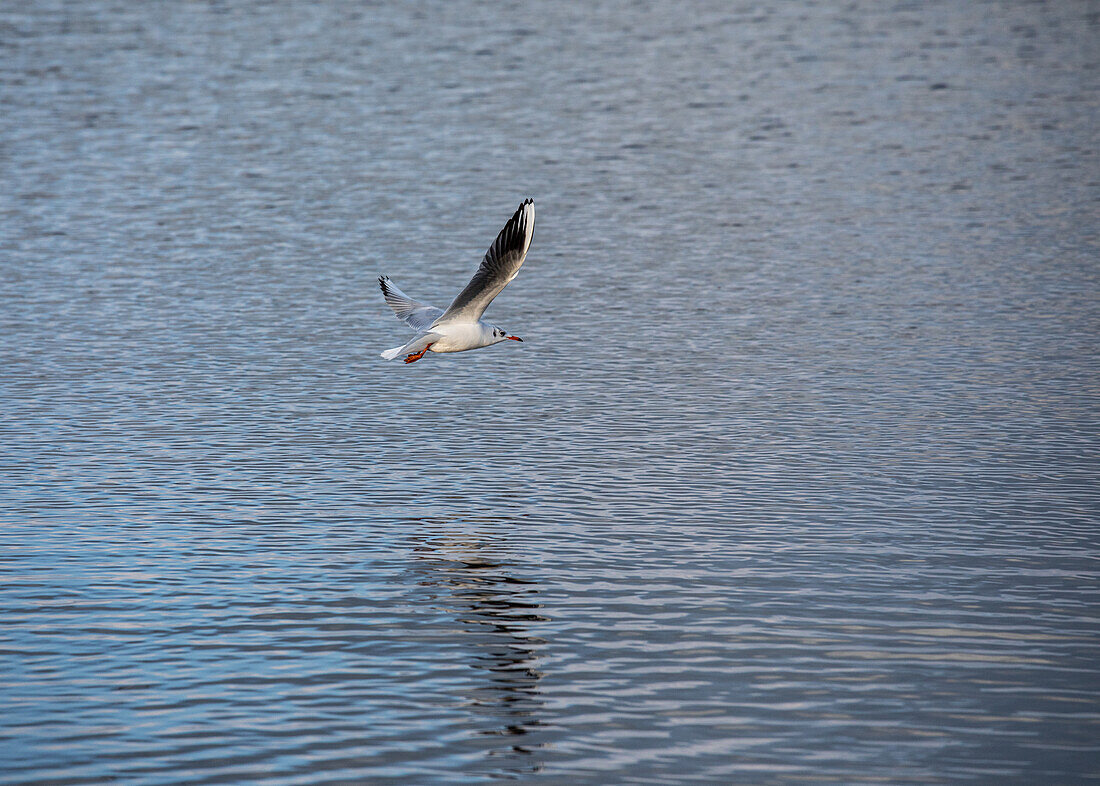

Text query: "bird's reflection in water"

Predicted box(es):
[409, 522, 549, 777]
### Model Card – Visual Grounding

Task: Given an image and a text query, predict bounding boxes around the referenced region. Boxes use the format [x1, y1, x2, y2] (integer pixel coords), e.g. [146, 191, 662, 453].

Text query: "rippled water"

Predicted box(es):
[2, 1, 1099, 783]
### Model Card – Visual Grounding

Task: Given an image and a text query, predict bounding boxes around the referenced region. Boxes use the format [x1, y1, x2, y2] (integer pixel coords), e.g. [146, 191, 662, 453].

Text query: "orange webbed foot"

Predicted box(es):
[403, 343, 433, 364]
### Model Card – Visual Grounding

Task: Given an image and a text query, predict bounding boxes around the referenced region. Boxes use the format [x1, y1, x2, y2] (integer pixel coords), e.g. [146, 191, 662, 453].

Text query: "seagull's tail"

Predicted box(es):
[380, 331, 439, 362]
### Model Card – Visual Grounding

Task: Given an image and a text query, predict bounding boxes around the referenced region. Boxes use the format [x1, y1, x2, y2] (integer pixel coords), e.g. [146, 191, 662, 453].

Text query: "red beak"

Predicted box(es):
[507, 335, 523, 342]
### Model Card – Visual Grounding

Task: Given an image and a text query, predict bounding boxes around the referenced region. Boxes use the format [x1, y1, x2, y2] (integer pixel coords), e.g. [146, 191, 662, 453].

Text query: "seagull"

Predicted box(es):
[378, 198, 534, 364]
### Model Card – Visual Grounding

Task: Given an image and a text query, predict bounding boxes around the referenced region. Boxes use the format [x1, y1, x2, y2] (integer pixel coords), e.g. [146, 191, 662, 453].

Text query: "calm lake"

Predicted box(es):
[2, 1, 1098, 783]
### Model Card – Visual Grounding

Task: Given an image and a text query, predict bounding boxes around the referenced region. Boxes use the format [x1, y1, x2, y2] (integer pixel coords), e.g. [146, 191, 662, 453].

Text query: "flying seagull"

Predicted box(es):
[378, 198, 534, 364]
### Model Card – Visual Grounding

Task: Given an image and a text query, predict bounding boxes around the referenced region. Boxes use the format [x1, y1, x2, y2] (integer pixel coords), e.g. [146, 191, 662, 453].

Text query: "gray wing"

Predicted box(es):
[434, 199, 534, 325]
[378, 276, 444, 332]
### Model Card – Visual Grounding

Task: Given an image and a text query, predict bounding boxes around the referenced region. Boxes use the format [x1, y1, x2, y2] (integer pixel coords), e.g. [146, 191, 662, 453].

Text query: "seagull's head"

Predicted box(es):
[490, 326, 523, 345]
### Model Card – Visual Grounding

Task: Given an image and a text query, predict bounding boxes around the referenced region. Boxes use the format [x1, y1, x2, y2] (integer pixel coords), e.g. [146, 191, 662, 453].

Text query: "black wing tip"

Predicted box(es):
[379, 275, 391, 292]
[497, 199, 533, 250]
[509, 198, 534, 226]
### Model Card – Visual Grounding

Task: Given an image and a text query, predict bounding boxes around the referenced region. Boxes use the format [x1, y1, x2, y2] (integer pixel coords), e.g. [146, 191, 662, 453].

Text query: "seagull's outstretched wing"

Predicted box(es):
[435, 199, 534, 325]
[378, 276, 444, 332]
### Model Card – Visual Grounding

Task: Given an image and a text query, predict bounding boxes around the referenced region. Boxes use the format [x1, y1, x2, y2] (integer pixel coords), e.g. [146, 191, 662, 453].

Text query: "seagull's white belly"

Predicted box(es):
[429, 322, 490, 353]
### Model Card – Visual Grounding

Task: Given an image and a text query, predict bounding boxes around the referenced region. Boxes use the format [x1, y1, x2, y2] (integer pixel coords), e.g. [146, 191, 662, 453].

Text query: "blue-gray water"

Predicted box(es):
[2, 1, 1098, 783]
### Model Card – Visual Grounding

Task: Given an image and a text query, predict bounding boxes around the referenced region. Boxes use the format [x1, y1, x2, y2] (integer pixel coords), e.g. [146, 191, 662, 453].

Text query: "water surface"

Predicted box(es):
[2, 1, 1099, 783]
